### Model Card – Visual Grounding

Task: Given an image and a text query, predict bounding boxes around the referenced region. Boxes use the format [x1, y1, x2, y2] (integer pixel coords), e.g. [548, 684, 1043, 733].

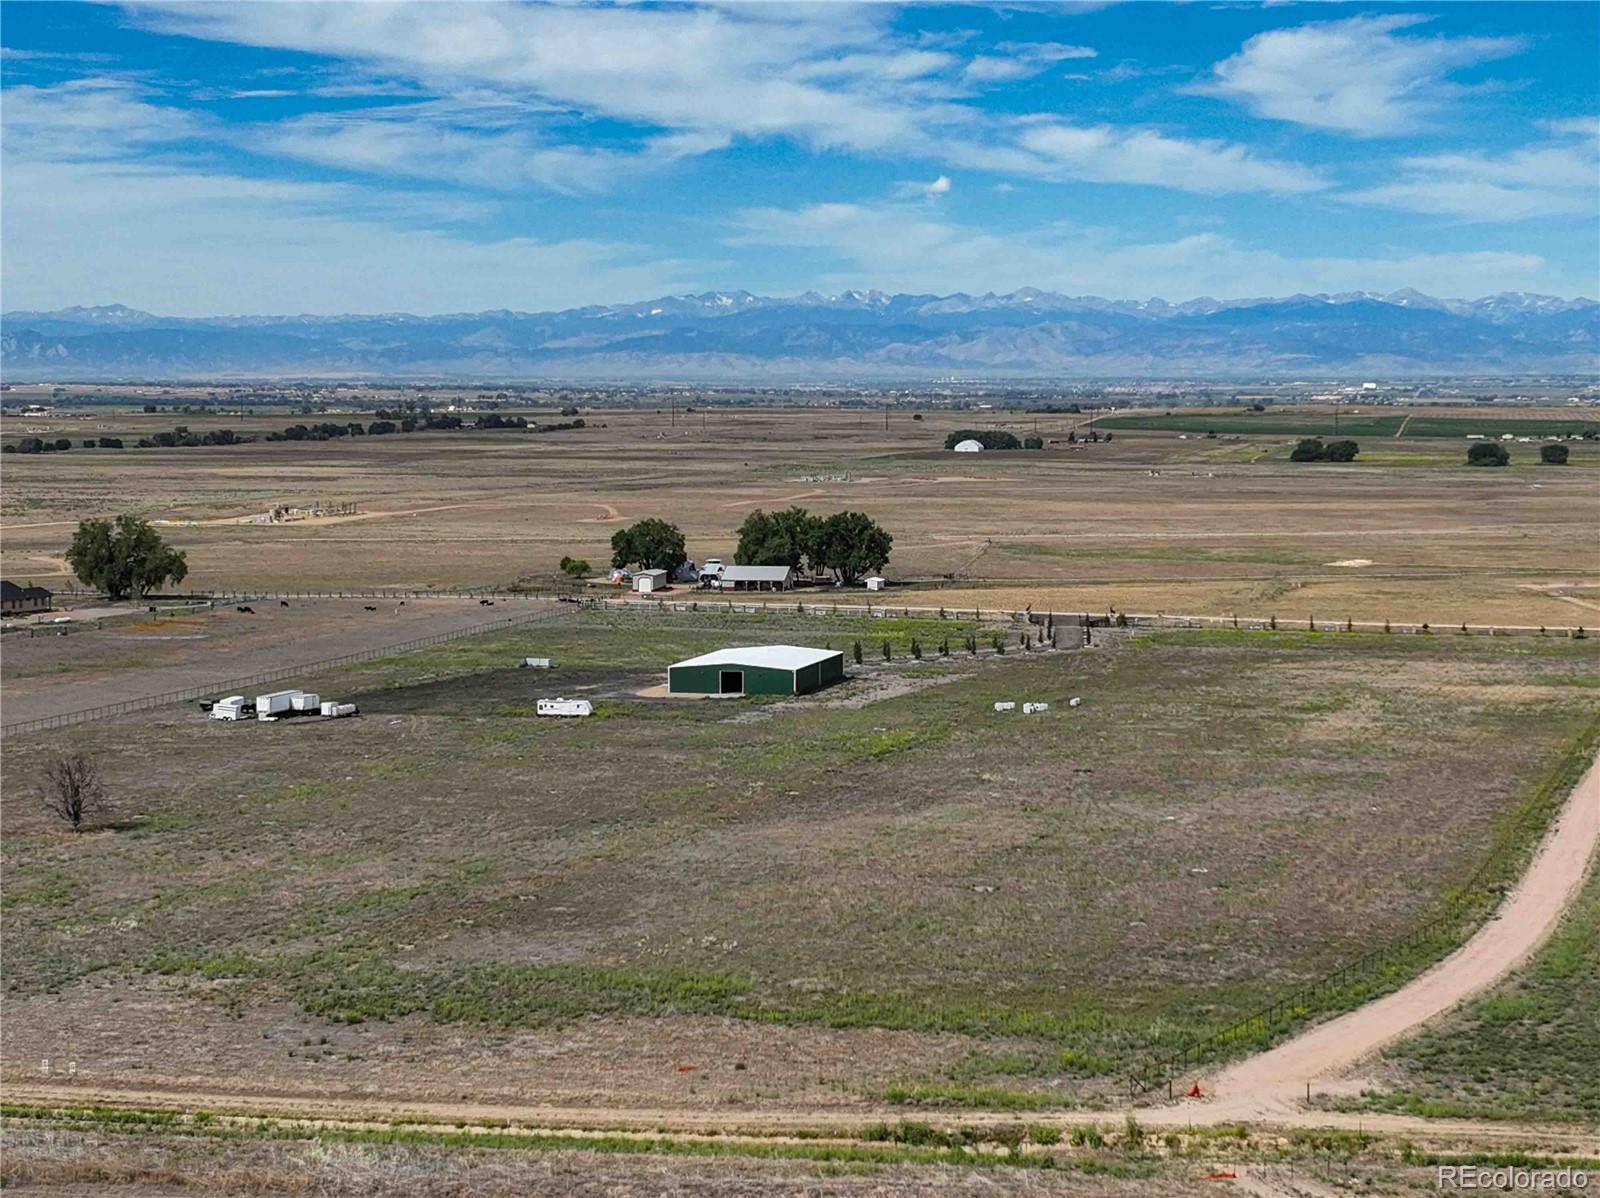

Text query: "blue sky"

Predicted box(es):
[2, 1, 1596, 314]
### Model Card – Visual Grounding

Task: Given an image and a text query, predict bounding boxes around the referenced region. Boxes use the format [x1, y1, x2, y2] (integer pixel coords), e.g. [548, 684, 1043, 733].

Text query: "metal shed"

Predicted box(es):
[668, 645, 845, 696]
[713, 564, 794, 591]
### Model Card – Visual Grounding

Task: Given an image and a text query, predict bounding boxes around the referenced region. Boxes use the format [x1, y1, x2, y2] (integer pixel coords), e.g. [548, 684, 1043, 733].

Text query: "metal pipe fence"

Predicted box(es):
[30, 586, 1589, 637]
[0, 606, 562, 738]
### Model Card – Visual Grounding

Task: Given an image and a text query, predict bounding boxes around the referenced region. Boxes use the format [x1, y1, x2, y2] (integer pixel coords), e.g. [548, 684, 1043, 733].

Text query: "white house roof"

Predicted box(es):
[952, 439, 984, 452]
[670, 644, 841, 672]
[717, 564, 794, 581]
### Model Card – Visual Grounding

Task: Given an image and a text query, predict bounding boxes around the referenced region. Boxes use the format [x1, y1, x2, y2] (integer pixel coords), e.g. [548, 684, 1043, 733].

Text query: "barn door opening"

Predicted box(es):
[719, 670, 743, 695]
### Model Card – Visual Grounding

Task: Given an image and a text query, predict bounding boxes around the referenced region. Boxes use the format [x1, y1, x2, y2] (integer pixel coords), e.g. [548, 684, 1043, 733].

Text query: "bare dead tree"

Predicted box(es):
[40, 753, 108, 833]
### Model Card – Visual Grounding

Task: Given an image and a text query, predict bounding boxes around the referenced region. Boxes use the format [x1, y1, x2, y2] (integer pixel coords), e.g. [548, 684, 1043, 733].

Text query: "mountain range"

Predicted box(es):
[3, 289, 1596, 380]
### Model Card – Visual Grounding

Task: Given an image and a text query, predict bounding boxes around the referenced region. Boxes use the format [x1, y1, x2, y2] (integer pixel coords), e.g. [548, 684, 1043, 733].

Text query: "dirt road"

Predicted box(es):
[5, 759, 1595, 1151]
[1193, 748, 1600, 1124]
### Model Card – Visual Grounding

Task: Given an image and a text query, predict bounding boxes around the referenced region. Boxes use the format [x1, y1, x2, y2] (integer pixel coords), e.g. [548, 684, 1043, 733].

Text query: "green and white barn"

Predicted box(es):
[667, 645, 846, 696]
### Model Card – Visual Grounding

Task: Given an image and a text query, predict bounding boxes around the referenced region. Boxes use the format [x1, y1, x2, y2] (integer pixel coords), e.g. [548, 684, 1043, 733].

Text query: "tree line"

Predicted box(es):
[604, 508, 893, 586]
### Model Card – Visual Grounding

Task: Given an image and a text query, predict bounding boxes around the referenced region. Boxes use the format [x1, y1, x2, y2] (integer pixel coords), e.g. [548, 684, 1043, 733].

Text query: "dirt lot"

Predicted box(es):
[2, 405, 1595, 627]
[0, 598, 559, 724]
[5, 611, 1595, 1117]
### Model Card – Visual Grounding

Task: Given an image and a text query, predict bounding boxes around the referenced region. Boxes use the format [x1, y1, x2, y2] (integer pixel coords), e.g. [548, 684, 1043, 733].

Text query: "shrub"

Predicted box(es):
[853, 641, 863, 665]
[1322, 439, 1359, 462]
[1467, 442, 1510, 467]
[1541, 444, 1569, 465]
[1023, 435, 1044, 450]
[1290, 437, 1325, 462]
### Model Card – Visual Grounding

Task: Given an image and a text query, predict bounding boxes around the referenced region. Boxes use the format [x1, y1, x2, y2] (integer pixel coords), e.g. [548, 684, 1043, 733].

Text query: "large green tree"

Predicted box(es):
[810, 511, 893, 585]
[66, 514, 189, 600]
[1467, 442, 1510, 467]
[610, 518, 687, 573]
[734, 506, 817, 570]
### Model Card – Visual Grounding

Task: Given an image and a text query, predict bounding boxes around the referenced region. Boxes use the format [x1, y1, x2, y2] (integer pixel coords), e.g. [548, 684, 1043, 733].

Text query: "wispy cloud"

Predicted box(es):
[1195, 14, 1524, 136]
[1344, 118, 1599, 221]
[730, 200, 1568, 298]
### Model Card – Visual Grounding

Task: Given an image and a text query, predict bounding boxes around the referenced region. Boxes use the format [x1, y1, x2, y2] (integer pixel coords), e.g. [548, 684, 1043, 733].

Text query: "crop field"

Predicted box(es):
[5, 611, 1596, 1114]
[2, 403, 1598, 630]
[1095, 410, 1600, 438]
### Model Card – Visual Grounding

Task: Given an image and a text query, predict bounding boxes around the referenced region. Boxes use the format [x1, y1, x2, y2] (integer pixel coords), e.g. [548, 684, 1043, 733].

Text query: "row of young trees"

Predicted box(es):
[606, 509, 893, 585]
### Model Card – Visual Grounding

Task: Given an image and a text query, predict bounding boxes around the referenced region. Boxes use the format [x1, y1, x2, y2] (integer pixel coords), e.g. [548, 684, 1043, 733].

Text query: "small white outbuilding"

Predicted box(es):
[864, 575, 886, 592]
[952, 439, 984, 453]
[634, 569, 669, 593]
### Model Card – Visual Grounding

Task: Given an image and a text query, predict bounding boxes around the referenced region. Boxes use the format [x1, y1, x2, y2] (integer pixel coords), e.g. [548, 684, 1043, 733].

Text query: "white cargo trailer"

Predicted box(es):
[291, 692, 321, 712]
[520, 656, 554, 669]
[536, 698, 593, 717]
[209, 696, 248, 721]
[255, 689, 301, 720]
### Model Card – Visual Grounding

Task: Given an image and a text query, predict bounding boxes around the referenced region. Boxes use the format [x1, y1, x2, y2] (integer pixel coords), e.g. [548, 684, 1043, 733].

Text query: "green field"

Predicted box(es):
[1096, 411, 1599, 438]
[5, 613, 1598, 1108]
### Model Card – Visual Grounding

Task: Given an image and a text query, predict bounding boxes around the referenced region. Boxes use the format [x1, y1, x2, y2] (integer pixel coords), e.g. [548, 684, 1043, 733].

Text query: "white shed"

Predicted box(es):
[634, 569, 669, 593]
[864, 575, 886, 591]
[952, 439, 984, 453]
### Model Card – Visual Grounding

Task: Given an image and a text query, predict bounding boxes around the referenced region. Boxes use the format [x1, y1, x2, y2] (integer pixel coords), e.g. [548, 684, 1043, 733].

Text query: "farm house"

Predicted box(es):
[668, 645, 845, 696]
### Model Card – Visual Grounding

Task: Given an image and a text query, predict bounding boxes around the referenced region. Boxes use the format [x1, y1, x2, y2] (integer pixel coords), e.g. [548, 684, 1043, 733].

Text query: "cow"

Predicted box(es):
[236, 605, 255, 614]
[363, 605, 378, 612]
[280, 600, 290, 607]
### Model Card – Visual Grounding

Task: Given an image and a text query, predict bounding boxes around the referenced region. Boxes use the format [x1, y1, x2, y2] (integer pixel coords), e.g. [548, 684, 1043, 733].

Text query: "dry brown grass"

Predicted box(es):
[3, 405, 1595, 626]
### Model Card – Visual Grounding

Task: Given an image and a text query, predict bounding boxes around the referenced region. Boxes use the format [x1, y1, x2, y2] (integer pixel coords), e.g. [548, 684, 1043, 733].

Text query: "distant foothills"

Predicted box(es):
[3, 288, 1596, 381]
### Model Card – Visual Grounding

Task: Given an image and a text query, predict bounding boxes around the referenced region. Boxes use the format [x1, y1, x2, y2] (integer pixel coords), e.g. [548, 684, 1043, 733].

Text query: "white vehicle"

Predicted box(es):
[209, 695, 248, 721]
[536, 698, 593, 717]
[520, 656, 554, 669]
[320, 702, 359, 718]
[1023, 702, 1050, 714]
[993, 701, 1016, 713]
[255, 689, 301, 720]
[291, 692, 321, 712]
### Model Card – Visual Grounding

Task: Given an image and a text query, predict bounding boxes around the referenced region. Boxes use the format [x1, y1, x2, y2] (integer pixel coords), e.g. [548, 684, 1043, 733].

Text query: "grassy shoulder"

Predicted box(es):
[1334, 861, 1600, 1124]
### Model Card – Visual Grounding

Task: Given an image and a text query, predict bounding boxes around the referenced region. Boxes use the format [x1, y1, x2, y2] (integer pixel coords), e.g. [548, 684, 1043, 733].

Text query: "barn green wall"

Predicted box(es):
[668, 652, 845, 696]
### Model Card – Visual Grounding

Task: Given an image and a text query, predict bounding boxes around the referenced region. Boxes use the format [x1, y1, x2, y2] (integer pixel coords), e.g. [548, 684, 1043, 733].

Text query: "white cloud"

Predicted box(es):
[896, 174, 953, 199]
[964, 41, 1096, 85]
[0, 76, 203, 159]
[120, 2, 1317, 200]
[1197, 14, 1524, 135]
[730, 200, 1574, 298]
[1008, 121, 1325, 193]
[127, 2, 952, 155]
[253, 105, 724, 194]
[1344, 123, 1599, 221]
[0, 81, 705, 313]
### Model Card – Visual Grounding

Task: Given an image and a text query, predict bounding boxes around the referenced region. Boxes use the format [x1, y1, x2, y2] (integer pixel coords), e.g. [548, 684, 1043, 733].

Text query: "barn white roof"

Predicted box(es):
[670, 645, 842, 672]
